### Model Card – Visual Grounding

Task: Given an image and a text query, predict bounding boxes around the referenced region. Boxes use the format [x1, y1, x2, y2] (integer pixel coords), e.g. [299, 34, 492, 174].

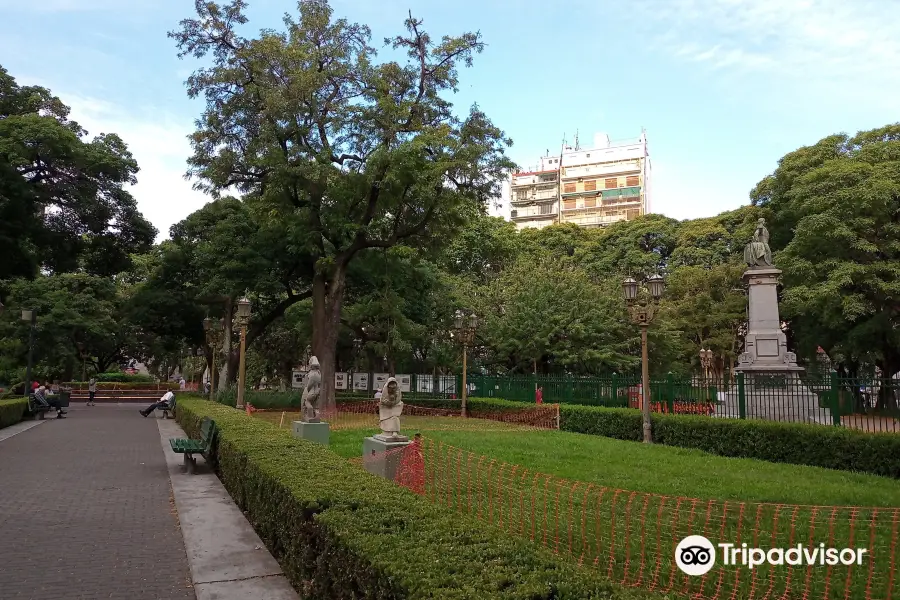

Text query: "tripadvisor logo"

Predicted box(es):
[675, 536, 869, 576]
[676, 535, 716, 576]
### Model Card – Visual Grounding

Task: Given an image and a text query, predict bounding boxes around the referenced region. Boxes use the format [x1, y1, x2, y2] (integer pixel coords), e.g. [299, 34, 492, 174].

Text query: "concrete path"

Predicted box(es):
[0, 405, 195, 599]
[156, 418, 298, 600]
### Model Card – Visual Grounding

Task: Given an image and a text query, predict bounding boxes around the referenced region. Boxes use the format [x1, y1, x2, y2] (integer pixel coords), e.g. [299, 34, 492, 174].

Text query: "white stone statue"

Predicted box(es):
[301, 356, 322, 422]
[375, 377, 407, 442]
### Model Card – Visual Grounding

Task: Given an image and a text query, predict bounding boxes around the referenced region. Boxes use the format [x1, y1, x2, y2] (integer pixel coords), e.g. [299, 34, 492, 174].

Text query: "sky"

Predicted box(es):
[2, 0, 899, 239]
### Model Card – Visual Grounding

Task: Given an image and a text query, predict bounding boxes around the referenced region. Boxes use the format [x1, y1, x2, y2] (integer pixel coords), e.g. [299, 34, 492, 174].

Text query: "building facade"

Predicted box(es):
[509, 131, 650, 230]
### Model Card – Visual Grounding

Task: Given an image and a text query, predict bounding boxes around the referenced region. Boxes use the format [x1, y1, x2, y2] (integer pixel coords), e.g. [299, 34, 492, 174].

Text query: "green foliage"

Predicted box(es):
[555, 403, 900, 479]
[93, 372, 155, 383]
[0, 65, 155, 280]
[751, 125, 900, 397]
[0, 273, 139, 381]
[175, 397, 656, 600]
[0, 397, 27, 429]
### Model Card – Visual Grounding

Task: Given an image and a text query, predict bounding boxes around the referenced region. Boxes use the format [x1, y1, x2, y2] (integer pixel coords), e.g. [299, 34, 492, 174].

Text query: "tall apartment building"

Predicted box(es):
[509, 131, 650, 230]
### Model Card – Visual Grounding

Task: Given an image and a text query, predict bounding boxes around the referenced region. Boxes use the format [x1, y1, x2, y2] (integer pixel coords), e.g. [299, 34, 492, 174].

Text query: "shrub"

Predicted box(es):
[63, 381, 178, 391]
[397, 396, 900, 479]
[0, 398, 27, 429]
[94, 372, 156, 383]
[556, 404, 900, 479]
[175, 397, 654, 600]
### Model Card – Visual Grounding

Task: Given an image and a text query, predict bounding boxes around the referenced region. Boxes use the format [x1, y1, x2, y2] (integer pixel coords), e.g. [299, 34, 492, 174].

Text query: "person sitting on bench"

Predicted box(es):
[140, 390, 175, 417]
[34, 386, 67, 417]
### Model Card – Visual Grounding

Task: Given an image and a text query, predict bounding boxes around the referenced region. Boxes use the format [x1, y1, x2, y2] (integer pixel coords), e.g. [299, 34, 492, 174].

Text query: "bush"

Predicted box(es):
[63, 381, 178, 390]
[175, 397, 654, 600]
[94, 372, 156, 383]
[0, 398, 27, 429]
[555, 404, 900, 479]
[399, 396, 900, 479]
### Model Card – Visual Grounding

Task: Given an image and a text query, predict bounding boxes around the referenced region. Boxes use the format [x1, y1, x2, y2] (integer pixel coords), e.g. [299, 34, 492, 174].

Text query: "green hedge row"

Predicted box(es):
[0, 398, 27, 429]
[555, 402, 900, 479]
[175, 397, 654, 600]
[63, 381, 178, 390]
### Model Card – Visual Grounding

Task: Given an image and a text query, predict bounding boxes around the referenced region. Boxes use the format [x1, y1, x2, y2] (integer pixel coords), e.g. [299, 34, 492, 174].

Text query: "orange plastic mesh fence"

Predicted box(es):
[365, 437, 900, 600]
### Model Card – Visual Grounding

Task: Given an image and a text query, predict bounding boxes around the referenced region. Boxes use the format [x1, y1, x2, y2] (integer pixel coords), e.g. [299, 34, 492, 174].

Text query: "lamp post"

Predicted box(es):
[623, 275, 665, 443]
[21, 309, 37, 398]
[203, 317, 224, 401]
[452, 310, 478, 418]
[699, 348, 714, 402]
[235, 296, 252, 409]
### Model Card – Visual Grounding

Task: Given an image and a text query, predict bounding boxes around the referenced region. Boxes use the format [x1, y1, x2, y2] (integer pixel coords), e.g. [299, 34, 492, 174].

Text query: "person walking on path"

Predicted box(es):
[87, 378, 97, 406]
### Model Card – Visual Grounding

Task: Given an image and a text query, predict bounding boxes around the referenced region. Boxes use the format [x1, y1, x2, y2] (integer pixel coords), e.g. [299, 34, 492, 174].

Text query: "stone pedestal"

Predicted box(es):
[362, 436, 410, 480]
[292, 420, 330, 446]
[732, 267, 833, 425]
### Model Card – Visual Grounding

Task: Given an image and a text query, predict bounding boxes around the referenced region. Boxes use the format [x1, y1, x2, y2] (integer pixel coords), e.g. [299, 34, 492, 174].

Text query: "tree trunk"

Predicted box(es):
[220, 297, 233, 391]
[312, 266, 346, 413]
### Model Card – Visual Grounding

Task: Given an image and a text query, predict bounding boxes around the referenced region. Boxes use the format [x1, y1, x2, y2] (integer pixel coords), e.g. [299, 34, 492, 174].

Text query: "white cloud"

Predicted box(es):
[628, 0, 900, 91]
[58, 92, 211, 241]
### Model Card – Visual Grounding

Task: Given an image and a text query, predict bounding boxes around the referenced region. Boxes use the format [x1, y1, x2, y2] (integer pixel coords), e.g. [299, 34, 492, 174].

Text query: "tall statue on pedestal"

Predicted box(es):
[743, 218, 773, 268]
[721, 218, 832, 424]
[301, 356, 322, 422]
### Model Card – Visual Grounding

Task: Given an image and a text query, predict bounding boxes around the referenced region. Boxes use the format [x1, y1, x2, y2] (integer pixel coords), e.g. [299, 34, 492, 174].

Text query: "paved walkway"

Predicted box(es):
[0, 405, 195, 600]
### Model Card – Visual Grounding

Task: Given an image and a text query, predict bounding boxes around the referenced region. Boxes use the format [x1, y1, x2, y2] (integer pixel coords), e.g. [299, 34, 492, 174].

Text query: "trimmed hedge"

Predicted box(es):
[215, 389, 900, 478]
[95, 372, 155, 383]
[559, 404, 900, 479]
[175, 397, 655, 600]
[0, 398, 27, 429]
[63, 381, 178, 391]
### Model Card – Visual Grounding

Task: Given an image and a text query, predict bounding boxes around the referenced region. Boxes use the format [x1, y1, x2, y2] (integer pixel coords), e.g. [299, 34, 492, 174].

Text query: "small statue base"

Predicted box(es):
[363, 436, 411, 480]
[292, 420, 330, 446]
[373, 433, 409, 443]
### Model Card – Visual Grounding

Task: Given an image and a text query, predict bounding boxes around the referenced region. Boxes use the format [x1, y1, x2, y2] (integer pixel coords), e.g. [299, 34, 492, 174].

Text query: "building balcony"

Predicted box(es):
[511, 205, 557, 219]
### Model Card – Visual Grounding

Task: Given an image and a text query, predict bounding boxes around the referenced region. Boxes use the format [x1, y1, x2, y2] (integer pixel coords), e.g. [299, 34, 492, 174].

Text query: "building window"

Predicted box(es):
[605, 177, 618, 189]
[540, 204, 553, 215]
[516, 190, 530, 200]
[563, 199, 576, 210]
[584, 198, 596, 208]
[626, 175, 640, 187]
[584, 179, 597, 191]
[563, 182, 576, 193]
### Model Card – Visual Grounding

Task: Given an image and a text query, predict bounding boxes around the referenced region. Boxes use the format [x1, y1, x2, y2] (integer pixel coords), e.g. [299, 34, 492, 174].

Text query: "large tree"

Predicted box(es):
[0, 66, 156, 280]
[170, 0, 513, 406]
[752, 124, 900, 405]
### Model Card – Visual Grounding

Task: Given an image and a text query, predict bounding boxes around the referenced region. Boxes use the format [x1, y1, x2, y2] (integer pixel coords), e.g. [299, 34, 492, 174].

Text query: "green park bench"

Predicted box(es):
[169, 417, 217, 474]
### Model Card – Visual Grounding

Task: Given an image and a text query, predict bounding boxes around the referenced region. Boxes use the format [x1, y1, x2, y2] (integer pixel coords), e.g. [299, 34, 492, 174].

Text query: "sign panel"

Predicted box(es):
[397, 374, 411, 393]
[373, 373, 390, 391]
[334, 372, 348, 390]
[352, 372, 370, 392]
[291, 371, 306, 389]
[416, 375, 433, 393]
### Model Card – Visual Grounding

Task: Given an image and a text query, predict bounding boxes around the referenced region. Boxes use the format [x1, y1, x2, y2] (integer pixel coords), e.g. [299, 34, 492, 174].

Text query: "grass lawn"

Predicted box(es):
[255, 410, 900, 507]
[255, 410, 900, 600]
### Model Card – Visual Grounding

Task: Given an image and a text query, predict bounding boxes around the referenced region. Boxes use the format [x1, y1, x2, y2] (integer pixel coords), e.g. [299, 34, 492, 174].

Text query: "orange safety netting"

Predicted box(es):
[367, 437, 900, 600]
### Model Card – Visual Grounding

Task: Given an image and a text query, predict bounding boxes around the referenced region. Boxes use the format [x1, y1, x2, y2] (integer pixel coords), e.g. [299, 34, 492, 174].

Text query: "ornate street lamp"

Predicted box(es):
[235, 296, 252, 409]
[21, 309, 36, 398]
[204, 317, 224, 401]
[623, 275, 665, 443]
[452, 310, 478, 417]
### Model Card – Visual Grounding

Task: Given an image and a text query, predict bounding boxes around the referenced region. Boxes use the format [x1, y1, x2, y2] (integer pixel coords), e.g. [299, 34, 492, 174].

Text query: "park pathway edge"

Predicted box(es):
[157, 417, 299, 600]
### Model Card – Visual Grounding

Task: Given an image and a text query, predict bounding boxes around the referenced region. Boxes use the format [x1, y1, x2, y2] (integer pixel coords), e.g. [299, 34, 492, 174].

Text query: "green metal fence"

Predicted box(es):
[336, 372, 900, 433]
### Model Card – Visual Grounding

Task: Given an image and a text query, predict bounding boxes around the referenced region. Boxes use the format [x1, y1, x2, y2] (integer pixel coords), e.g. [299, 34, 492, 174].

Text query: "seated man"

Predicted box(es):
[33, 386, 67, 418]
[140, 390, 175, 417]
